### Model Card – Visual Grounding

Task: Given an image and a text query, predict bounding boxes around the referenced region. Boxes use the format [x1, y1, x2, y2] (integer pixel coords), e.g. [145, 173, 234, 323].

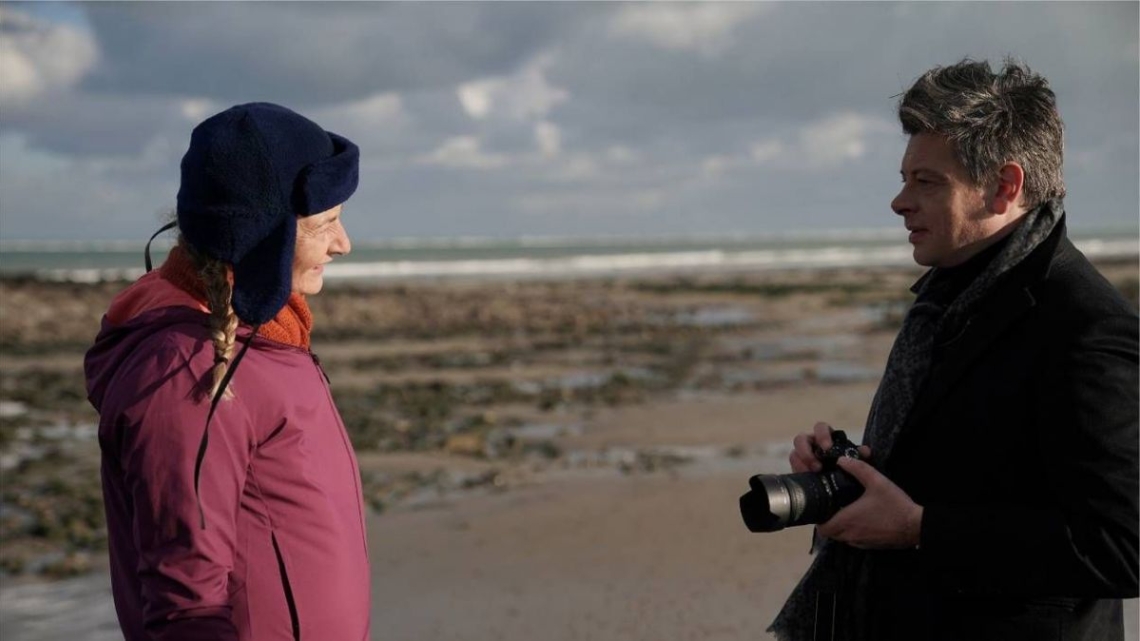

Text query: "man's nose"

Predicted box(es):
[890, 187, 911, 217]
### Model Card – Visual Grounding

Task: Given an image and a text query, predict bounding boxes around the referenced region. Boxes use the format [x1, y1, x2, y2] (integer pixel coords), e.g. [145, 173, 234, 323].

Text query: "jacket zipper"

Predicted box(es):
[310, 351, 331, 385]
[310, 351, 370, 557]
[271, 532, 301, 641]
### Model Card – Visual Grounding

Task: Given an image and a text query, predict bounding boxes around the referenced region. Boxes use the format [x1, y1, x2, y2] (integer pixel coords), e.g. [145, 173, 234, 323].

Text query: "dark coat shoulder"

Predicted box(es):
[869, 223, 1139, 641]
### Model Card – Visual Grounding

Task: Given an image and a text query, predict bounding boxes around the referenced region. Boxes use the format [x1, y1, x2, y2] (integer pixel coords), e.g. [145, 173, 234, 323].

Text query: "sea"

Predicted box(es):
[1, 226, 1137, 283]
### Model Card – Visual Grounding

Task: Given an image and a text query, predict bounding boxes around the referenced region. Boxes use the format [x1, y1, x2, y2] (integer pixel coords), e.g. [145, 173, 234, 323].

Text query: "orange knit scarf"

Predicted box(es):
[160, 245, 313, 350]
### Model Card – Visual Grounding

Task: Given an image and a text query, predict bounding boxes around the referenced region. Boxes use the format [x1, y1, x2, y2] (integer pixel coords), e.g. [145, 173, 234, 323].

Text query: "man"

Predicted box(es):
[770, 59, 1139, 641]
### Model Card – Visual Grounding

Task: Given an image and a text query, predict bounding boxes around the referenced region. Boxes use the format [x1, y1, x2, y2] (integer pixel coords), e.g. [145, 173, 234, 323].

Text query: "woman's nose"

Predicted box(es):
[332, 222, 352, 256]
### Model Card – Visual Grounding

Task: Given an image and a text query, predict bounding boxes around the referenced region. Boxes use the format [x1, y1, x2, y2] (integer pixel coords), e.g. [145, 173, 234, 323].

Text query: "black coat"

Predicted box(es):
[864, 219, 1139, 641]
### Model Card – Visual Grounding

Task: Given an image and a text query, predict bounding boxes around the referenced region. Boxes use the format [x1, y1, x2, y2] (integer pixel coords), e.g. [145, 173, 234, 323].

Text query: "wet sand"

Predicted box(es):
[365, 387, 847, 641]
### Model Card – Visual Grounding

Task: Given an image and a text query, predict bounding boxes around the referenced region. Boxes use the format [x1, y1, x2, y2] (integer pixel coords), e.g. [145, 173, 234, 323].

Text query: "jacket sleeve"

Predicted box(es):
[919, 312, 1140, 597]
[117, 346, 256, 640]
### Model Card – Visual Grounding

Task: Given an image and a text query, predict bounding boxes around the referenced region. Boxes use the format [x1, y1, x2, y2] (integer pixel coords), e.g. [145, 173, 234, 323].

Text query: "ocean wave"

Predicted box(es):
[22, 238, 1138, 284]
[320, 245, 918, 280]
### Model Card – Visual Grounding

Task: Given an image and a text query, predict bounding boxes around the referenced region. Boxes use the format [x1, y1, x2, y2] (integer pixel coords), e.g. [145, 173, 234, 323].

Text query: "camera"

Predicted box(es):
[739, 430, 865, 532]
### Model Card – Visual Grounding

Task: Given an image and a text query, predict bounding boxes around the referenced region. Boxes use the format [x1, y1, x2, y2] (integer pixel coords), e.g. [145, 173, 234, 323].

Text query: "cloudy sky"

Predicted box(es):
[0, 1, 1136, 242]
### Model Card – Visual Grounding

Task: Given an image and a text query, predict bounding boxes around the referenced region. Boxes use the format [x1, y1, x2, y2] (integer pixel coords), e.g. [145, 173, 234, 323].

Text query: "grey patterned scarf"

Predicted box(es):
[769, 199, 1063, 641]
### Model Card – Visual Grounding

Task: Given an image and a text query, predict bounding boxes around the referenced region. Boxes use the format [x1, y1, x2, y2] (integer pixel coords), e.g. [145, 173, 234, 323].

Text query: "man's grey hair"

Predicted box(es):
[898, 58, 1066, 208]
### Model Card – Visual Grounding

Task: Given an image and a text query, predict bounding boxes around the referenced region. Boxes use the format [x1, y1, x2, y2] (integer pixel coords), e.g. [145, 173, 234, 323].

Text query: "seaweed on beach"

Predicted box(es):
[617, 449, 693, 475]
[0, 369, 92, 418]
[348, 349, 516, 373]
[334, 380, 526, 451]
[359, 467, 509, 514]
[309, 282, 654, 343]
[333, 366, 671, 453]
[0, 362, 107, 577]
[0, 446, 106, 577]
[0, 278, 121, 355]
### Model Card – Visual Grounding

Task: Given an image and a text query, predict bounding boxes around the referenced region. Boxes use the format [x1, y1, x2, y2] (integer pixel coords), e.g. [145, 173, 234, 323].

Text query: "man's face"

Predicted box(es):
[891, 133, 993, 268]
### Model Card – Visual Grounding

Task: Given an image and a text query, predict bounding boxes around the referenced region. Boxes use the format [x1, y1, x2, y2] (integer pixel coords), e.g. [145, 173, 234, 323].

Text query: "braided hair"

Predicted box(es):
[180, 238, 239, 400]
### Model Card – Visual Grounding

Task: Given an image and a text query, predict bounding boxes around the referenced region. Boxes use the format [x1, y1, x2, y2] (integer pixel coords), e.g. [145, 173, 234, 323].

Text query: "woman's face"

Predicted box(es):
[292, 205, 350, 296]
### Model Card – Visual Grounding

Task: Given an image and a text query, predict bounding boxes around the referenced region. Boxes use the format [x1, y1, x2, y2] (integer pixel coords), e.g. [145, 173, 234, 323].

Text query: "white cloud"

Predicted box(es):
[700, 112, 894, 178]
[457, 83, 491, 119]
[415, 135, 507, 170]
[701, 142, 785, 179]
[180, 99, 220, 123]
[797, 113, 893, 166]
[457, 53, 569, 122]
[701, 155, 731, 178]
[0, 7, 98, 108]
[317, 92, 405, 130]
[547, 153, 599, 182]
[605, 146, 639, 165]
[608, 3, 767, 56]
[701, 153, 754, 179]
[741, 113, 894, 170]
[540, 144, 653, 184]
[534, 121, 562, 157]
[749, 140, 785, 163]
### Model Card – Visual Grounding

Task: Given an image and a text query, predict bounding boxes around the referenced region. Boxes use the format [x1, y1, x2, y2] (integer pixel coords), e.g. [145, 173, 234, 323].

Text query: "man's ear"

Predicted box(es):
[989, 162, 1025, 215]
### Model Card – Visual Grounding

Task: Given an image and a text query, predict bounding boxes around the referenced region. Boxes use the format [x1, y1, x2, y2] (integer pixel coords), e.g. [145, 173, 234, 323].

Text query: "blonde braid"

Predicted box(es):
[199, 255, 239, 400]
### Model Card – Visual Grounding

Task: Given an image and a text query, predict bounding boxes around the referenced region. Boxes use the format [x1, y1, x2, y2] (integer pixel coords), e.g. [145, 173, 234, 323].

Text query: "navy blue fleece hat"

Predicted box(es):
[177, 102, 359, 324]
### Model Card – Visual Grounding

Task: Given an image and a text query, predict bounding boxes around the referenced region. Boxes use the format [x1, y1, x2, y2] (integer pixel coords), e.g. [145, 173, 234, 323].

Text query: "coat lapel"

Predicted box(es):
[905, 285, 1037, 431]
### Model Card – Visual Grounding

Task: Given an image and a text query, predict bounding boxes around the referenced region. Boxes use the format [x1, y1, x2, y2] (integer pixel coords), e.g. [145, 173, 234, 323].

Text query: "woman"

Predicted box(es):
[84, 103, 369, 641]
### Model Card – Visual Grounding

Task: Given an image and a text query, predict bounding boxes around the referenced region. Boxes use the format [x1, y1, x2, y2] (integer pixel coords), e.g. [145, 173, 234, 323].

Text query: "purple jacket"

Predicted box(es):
[86, 300, 371, 641]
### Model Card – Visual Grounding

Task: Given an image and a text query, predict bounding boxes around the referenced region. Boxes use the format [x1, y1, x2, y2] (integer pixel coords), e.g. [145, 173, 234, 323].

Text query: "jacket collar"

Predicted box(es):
[160, 244, 314, 350]
[902, 214, 1067, 432]
[906, 214, 1064, 298]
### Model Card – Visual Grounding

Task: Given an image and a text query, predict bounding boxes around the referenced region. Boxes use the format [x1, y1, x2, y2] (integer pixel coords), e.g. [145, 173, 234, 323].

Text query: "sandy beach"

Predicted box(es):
[363, 385, 864, 641]
[1, 261, 1136, 640]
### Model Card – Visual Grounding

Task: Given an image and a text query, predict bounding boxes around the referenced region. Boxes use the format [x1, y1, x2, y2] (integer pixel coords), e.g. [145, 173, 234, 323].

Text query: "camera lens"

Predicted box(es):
[739, 470, 863, 532]
[740, 475, 795, 531]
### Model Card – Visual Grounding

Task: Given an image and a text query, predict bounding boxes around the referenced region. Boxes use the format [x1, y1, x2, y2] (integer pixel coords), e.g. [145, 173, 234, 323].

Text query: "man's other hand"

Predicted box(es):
[817, 456, 924, 550]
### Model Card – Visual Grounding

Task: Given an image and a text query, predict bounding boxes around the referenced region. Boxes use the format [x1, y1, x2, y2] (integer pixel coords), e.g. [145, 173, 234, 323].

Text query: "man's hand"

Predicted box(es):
[817, 456, 924, 550]
[790, 422, 871, 473]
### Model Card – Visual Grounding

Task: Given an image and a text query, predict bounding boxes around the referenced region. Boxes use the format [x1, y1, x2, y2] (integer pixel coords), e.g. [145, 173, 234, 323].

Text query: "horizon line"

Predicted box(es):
[3, 222, 1139, 252]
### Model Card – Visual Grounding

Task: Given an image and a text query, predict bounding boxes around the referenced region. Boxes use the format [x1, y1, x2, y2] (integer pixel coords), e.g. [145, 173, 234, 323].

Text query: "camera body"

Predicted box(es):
[739, 430, 865, 532]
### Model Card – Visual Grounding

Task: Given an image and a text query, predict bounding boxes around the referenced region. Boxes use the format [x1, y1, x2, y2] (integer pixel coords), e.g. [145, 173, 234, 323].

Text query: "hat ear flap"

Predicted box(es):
[297, 134, 359, 215]
[231, 218, 297, 325]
